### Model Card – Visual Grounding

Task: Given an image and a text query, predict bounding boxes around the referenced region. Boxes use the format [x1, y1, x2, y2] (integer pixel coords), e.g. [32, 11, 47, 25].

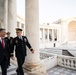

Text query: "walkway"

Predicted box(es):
[47, 66, 76, 75]
[0, 63, 76, 75]
[0, 63, 17, 75]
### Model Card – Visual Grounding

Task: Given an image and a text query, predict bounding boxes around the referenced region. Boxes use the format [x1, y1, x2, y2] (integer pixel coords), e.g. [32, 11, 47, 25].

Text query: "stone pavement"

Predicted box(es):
[47, 66, 76, 75]
[0, 63, 17, 75]
[0, 63, 76, 75]
[0, 63, 27, 75]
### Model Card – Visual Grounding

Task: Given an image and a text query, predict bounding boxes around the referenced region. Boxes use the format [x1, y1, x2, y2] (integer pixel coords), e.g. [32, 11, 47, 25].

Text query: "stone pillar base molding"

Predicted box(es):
[23, 62, 47, 75]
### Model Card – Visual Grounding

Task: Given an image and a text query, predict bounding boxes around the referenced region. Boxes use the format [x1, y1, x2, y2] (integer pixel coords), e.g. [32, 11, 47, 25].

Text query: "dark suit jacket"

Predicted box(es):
[11, 36, 32, 59]
[0, 39, 9, 64]
[5, 37, 13, 52]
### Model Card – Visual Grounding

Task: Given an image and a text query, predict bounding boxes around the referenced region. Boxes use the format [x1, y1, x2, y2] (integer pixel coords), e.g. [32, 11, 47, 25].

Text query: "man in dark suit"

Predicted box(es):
[5, 32, 13, 67]
[0, 28, 9, 75]
[11, 28, 34, 75]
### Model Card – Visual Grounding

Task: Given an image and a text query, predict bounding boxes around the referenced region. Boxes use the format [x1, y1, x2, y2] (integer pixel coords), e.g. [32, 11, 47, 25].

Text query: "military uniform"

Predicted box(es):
[5, 34, 13, 67]
[11, 28, 33, 75]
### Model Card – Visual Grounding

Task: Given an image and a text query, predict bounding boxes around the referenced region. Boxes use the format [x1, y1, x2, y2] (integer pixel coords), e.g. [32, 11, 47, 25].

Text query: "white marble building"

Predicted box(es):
[17, 15, 25, 35]
[17, 16, 76, 48]
[39, 17, 76, 48]
[39, 23, 61, 48]
[0, 0, 76, 75]
[0, 0, 76, 49]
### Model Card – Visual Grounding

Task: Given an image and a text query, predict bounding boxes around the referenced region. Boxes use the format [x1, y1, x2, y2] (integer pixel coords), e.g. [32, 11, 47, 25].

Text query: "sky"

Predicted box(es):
[17, 0, 76, 24]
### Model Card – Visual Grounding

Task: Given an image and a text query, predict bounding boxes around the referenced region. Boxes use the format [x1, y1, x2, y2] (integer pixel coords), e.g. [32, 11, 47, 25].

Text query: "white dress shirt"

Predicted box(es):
[0, 37, 5, 47]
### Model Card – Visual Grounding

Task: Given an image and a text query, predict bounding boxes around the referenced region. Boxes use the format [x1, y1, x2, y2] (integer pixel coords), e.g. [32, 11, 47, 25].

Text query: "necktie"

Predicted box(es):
[19, 37, 23, 40]
[1, 38, 5, 48]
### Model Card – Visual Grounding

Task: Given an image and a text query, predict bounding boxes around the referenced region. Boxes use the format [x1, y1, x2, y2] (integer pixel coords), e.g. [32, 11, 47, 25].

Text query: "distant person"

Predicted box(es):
[11, 28, 34, 75]
[0, 28, 9, 75]
[5, 32, 13, 67]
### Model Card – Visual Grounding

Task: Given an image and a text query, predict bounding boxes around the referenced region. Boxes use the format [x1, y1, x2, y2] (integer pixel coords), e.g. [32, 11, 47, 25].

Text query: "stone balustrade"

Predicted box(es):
[11, 52, 76, 71]
[40, 52, 76, 70]
[57, 55, 76, 70]
[40, 52, 57, 70]
[40, 52, 53, 59]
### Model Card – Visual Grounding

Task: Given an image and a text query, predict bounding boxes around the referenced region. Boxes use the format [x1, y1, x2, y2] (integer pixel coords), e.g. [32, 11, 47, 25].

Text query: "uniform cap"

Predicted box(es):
[16, 28, 22, 33]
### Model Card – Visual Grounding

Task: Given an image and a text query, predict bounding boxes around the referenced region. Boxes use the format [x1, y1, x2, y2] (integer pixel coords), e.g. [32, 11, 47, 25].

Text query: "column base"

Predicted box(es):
[23, 62, 47, 75]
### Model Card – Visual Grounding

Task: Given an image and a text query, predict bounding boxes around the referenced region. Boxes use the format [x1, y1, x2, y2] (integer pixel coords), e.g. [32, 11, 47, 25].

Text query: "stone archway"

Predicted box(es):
[68, 21, 76, 42]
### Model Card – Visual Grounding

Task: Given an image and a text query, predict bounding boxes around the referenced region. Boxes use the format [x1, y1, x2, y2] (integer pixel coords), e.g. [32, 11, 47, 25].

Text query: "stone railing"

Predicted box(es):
[40, 52, 57, 70]
[57, 55, 76, 70]
[40, 52, 76, 70]
[40, 52, 53, 59]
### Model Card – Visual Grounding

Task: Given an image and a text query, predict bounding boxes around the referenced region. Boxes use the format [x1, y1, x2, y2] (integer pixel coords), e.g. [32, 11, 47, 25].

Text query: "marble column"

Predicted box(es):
[3, 0, 8, 31]
[57, 29, 59, 41]
[47, 29, 49, 42]
[24, 0, 46, 75]
[43, 28, 45, 43]
[8, 0, 17, 37]
[52, 29, 54, 41]
[52, 29, 55, 47]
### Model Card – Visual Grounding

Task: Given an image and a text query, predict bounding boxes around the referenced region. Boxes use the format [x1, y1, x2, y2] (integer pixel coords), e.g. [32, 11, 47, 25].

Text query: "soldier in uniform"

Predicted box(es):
[11, 28, 34, 75]
[5, 32, 13, 67]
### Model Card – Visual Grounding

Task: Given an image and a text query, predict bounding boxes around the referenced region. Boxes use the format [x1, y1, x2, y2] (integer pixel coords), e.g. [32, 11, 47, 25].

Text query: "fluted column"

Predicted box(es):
[25, 0, 40, 63]
[3, 0, 8, 31]
[52, 29, 54, 41]
[47, 29, 49, 42]
[8, 0, 17, 37]
[24, 0, 46, 75]
[43, 28, 45, 43]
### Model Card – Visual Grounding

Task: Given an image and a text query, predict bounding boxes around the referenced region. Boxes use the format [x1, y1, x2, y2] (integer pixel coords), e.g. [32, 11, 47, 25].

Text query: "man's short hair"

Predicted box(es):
[0, 28, 5, 32]
[6, 32, 10, 35]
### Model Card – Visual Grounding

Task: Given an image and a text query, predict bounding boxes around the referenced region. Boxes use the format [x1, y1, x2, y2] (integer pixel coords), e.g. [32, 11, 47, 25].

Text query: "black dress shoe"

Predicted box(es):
[7, 65, 9, 68]
[16, 69, 20, 75]
[17, 72, 20, 75]
[9, 64, 11, 66]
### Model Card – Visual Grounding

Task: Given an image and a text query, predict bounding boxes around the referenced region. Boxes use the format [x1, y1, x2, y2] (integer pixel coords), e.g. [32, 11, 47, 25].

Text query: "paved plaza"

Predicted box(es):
[47, 66, 76, 75]
[0, 64, 17, 75]
[0, 62, 76, 75]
